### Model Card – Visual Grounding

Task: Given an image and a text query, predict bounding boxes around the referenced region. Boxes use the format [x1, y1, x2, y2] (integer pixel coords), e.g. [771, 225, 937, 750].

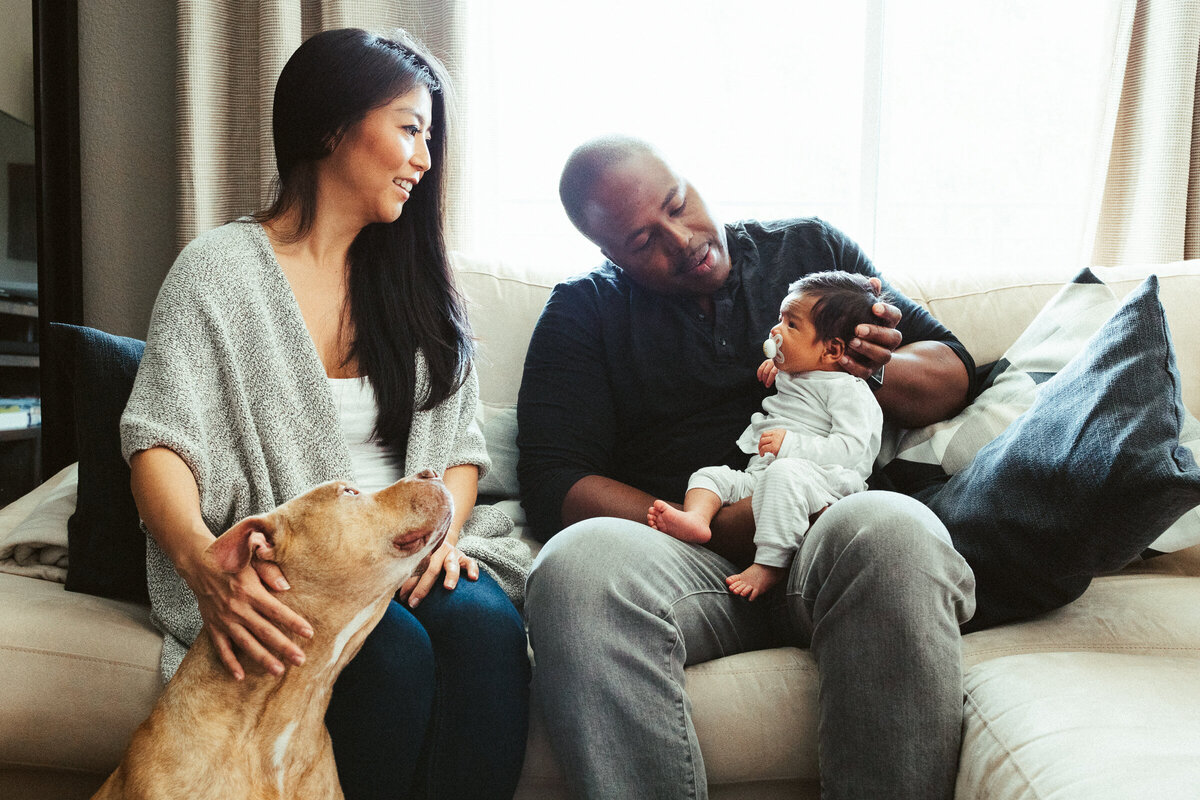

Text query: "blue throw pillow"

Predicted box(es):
[49, 323, 149, 604]
[920, 276, 1200, 632]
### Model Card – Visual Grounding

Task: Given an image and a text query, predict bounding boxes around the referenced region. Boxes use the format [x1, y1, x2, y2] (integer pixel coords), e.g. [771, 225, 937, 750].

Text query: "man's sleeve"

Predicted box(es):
[823, 221, 979, 400]
[516, 281, 618, 542]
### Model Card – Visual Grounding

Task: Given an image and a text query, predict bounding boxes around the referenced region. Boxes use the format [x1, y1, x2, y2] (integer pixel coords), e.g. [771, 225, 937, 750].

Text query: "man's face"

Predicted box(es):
[580, 150, 731, 297]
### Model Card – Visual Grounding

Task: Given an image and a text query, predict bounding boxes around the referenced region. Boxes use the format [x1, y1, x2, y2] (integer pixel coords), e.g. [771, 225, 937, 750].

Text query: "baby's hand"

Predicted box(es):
[757, 359, 779, 388]
[759, 429, 786, 457]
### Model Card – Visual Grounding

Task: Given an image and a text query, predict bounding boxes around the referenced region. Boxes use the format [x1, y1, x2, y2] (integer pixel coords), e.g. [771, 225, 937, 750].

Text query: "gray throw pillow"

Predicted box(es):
[881, 268, 1200, 558]
[919, 277, 1200, 632]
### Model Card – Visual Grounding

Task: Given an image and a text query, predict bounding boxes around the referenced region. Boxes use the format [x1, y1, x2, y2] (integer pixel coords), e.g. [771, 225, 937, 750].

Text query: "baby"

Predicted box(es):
[648, 271, 886, 599]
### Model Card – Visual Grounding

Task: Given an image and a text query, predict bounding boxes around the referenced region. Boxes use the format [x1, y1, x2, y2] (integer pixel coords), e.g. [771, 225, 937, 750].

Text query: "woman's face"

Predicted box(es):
[322, 84, 434, 227]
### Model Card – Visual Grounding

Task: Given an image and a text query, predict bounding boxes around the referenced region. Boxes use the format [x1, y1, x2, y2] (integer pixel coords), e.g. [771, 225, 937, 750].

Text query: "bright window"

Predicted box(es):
[463, 1, 1122, 278]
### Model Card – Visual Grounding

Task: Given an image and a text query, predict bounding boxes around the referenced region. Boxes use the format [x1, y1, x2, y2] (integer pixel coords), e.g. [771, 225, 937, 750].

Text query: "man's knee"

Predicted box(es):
[795, 492, 971, 595]
[810, 491, 955, 560]
[526, 518, 647, 621]
[800, 492, 975, 615]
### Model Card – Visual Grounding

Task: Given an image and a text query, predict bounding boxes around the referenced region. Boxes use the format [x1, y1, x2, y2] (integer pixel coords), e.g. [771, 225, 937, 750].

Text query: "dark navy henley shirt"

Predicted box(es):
[516, 217, 975, 542]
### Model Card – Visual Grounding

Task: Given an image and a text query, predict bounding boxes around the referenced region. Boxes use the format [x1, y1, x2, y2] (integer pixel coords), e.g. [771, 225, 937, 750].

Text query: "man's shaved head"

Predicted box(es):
[555, 135, 731, 301]
[559, 136, 660, 240]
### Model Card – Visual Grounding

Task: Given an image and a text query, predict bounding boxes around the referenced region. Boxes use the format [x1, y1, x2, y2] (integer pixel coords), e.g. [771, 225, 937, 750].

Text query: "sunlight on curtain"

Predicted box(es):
[873, 2, 1123, 277]
[176, 1, 467, 248]
[463, 0, 1124, 279]
[1087, 0, 1200, 266]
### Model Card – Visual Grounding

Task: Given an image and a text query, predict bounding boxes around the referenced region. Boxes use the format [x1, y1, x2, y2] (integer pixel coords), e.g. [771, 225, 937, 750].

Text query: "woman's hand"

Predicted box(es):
[183, 549, 313, 681]
[839, 277, 903, 380]
[398, 537, 479, 608]
[397, 463, 482, 608]
[129, 446, 312, 681]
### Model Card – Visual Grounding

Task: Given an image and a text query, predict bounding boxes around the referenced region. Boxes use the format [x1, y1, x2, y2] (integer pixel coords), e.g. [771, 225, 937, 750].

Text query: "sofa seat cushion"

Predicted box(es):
[0, 573, 161, 774]
[962, 568, 1200, 668]
[688, 647, 820, 784]
[957, 652, 1200, 799]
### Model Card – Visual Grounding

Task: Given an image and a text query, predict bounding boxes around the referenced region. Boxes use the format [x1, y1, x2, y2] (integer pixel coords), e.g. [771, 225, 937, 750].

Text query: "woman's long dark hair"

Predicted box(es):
[256, 28, 472, 459]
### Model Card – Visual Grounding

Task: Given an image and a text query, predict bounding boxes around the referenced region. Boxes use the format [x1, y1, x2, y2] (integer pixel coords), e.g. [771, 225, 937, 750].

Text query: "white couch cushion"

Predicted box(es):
[453, 252, 559, 498]
[958, 652, 1200, 800]
[889, 259, 1200, 408]
[453, 252, 558, 410]
[962, 568, 1200, 667]
[0, 572, 161, 773]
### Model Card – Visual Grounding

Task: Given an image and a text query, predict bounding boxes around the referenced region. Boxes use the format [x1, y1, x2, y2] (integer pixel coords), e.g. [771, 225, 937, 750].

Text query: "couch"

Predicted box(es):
[2, 253, 1199, 800]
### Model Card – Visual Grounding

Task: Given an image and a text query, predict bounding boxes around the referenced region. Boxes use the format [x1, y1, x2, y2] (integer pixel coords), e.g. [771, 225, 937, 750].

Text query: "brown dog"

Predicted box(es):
[92, 471, 453, 800]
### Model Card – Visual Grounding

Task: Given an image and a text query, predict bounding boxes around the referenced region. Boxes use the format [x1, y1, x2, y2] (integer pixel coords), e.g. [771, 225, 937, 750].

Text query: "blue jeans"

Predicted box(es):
[525, 491, 976, 799]
[325, 569, 530, 800]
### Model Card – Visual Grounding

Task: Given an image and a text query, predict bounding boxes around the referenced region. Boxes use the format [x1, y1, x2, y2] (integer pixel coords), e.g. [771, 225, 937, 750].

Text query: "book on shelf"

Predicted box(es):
[0, 397, 40, 431]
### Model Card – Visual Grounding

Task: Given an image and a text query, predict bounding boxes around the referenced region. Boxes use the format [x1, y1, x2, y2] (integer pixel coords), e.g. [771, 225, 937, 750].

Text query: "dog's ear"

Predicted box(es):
[208, 515, 280, 574]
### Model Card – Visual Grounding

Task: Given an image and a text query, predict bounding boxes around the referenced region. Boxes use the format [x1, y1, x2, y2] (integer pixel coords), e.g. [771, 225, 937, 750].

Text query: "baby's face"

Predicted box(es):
[769, 293, 834, 374]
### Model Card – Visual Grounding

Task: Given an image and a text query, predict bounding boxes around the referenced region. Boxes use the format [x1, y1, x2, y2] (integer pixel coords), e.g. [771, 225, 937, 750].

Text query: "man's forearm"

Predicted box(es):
[874, 341, 970, 428]
[562, 475, 662, 528]
[563, 476, 758, 564]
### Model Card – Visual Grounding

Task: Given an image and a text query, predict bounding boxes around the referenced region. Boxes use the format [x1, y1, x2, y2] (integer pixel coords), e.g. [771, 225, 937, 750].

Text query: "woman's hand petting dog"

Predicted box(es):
[398, 537, 479, 608]
[187, 550, 313, 681]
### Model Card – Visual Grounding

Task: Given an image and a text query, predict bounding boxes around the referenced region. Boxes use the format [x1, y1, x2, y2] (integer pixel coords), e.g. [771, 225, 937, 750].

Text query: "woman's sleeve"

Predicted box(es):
[119, 256, 215, 488]
[445, 364, 492, 480]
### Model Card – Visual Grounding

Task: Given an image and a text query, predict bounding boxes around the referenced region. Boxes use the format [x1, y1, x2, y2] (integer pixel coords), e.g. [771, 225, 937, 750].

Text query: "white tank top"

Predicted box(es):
[327, 376, 403, 492]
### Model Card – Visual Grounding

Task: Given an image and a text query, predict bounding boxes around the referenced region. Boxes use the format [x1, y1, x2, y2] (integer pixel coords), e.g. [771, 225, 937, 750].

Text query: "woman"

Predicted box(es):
[120, 28, 530, 799]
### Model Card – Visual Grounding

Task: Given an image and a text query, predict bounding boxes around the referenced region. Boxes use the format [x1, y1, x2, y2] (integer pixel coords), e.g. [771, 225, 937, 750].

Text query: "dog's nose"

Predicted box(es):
[416, 469, 439, 480]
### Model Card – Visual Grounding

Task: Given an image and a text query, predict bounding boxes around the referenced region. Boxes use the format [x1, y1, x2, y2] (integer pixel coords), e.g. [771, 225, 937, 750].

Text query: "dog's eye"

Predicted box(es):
[342, 486, 359, 496]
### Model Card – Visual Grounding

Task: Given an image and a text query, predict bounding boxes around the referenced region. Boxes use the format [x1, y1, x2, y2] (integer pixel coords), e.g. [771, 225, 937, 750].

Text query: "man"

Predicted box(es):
[517, 136, 977, 799]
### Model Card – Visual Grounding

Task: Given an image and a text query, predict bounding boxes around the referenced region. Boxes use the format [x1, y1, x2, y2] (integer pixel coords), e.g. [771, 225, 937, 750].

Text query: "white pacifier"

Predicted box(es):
[763, 332, 785, 364]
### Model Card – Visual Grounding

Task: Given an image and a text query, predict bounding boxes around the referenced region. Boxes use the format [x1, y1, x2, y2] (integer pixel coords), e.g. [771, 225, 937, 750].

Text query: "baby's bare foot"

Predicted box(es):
[726, 563, 786, 601]
[647, 500, 712, 544]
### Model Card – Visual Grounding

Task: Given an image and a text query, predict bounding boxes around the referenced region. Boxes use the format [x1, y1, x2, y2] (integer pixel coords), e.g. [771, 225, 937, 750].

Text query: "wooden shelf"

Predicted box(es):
[0, 354, 38, 368]
[0, 425, 40, 443]
[0, 297, 41, 498]
[0, 298, 37, 318]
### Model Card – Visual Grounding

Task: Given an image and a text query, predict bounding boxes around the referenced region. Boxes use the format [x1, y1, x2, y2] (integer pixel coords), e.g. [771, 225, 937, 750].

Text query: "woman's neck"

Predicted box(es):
[264, 207, 361, 277]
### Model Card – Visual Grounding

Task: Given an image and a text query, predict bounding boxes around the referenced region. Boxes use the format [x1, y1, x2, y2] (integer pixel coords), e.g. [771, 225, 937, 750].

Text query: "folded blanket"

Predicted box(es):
[0, 464, 76, 581]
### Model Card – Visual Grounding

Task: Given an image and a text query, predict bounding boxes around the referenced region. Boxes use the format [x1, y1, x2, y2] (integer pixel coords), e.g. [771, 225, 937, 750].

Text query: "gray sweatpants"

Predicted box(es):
[525, 492, 977, 799]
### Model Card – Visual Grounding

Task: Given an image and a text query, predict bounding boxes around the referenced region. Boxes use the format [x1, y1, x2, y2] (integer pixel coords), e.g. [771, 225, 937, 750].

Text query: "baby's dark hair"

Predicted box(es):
[786, 271, 889, 344]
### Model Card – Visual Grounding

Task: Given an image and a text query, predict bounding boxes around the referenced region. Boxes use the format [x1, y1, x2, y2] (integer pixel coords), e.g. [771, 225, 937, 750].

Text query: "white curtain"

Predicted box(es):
[175, 0, 469, 249]
[1087, 0, 1200, 265]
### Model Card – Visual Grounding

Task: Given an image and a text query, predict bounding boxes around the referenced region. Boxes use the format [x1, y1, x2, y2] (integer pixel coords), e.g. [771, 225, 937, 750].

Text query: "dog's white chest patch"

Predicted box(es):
[329, 604, 377, 668]
[273, 720, 298, 794]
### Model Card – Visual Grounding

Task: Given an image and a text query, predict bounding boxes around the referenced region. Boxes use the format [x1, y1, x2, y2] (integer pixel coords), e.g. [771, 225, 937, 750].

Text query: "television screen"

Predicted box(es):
[0, 109, 36, 300]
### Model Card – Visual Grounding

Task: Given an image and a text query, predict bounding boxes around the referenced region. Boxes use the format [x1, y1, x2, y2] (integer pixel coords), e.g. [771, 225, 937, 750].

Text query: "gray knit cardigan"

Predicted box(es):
[120, 221, 530, 680]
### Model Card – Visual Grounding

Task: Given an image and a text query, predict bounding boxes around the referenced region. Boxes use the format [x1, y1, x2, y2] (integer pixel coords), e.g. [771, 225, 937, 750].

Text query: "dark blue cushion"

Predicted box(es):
[49, 323, 149, 604]
[920, 277, 1200, 632]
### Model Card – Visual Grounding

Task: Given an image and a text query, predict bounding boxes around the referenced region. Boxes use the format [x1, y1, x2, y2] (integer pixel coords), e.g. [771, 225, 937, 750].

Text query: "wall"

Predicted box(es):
[78, 0, 177, 339]
[0, 0, 36, 291]
[0, 0, 34, 125]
